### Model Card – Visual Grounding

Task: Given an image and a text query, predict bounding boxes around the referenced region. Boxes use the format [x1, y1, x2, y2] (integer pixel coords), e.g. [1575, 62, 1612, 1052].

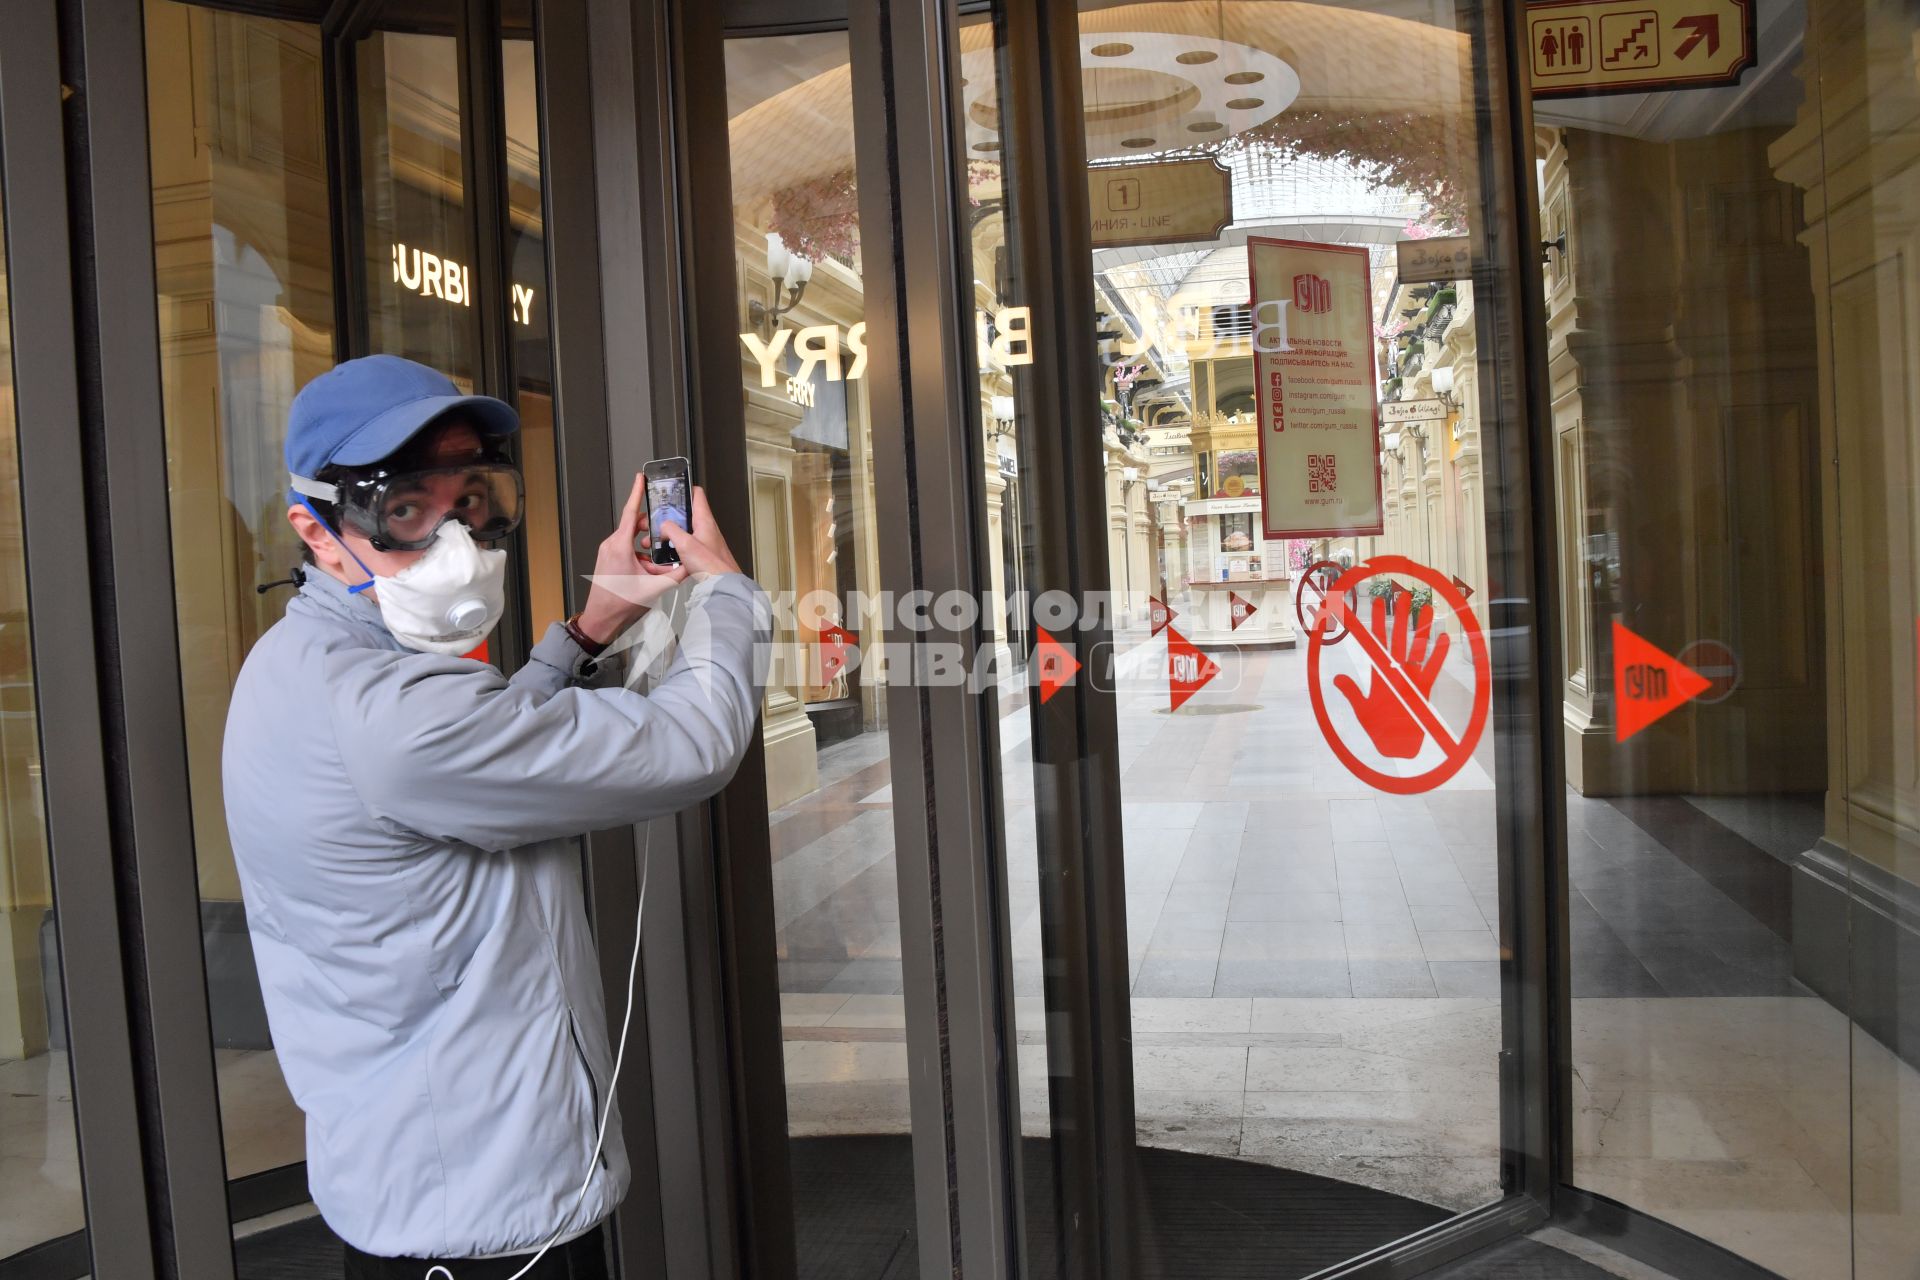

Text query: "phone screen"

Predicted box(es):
[645, 462, 691, 564]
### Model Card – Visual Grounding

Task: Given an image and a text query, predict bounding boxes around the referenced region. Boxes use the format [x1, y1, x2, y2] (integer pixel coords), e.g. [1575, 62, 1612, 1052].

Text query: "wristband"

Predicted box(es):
[563, 613, 609, 657]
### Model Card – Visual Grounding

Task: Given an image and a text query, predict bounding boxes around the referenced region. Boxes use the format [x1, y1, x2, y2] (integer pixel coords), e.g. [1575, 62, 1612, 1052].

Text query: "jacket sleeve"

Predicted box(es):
[328, 572, 772, 851]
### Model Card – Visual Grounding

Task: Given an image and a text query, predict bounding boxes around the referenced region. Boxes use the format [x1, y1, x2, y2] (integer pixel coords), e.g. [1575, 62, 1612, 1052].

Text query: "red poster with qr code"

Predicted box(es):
[1248, 237, 1384, 538]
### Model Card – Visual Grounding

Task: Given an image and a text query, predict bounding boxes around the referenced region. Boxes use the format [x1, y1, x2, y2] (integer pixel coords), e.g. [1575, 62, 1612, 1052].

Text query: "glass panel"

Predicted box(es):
[148, 6, 568, 1252]
[974, 1, 1531, 1272]
[501, 4, 565, 634]
[0, 102, 89, 1267]
[144, 0, 330, 1201]
[1791, 0, 1920, 1272]
[1538, 0, 1877, 1262]
[358, 14, 480, 384]
[725, 31, 920, 1274]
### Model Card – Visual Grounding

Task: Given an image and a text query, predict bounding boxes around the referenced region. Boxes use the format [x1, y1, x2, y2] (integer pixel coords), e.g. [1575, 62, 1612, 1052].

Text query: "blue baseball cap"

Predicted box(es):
[285, 355, 518, 496]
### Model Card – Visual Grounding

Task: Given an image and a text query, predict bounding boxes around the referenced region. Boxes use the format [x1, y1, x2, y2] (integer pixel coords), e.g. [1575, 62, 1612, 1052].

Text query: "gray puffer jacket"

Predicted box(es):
[221, 566, 769, 1258]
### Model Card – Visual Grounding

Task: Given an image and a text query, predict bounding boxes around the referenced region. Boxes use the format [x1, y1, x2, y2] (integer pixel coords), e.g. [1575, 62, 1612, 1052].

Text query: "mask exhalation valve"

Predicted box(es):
[447, 598, 489, 632]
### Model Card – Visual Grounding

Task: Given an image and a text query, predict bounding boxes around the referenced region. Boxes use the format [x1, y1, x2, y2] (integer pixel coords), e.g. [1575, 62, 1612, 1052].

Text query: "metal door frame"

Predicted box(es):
[0, 7, 162, 1277]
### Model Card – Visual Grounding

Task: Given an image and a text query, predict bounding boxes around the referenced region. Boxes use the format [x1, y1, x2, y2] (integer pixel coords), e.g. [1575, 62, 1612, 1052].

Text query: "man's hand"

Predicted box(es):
[577, 473, 688, 646]
[650, 486, 743, 577]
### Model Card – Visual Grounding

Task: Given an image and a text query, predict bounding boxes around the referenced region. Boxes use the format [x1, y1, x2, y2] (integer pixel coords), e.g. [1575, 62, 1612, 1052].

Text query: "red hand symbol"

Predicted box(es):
[1332, 590, 1451, 758]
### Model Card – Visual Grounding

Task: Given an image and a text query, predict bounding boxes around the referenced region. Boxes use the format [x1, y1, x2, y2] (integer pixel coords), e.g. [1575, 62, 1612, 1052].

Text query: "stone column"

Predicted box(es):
[1769, 0, 1920, 1071]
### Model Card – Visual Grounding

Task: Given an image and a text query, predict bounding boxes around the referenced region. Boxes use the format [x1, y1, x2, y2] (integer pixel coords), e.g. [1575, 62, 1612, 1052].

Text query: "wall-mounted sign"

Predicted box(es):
[1525, 0, 1756, 98]
[1248, 236, 1384, 539]
[1382, 398, 1447, 424]
[1088, 159, 1234, 250]
[1396, 236, 1472, 284]
[1187, 496, 1264, 516]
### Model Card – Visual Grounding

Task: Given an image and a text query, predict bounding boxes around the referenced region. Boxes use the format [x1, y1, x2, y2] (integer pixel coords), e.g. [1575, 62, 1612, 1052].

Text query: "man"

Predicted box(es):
[222, 354, 769, 1277]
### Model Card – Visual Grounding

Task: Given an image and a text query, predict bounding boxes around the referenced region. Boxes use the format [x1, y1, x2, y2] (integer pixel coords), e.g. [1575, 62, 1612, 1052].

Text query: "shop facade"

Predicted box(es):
[2, 0, 1918, 1277]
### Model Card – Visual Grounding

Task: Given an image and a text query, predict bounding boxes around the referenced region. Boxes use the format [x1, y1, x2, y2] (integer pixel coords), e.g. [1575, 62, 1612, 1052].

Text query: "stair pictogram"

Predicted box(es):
[1604, 14, 1657, 63]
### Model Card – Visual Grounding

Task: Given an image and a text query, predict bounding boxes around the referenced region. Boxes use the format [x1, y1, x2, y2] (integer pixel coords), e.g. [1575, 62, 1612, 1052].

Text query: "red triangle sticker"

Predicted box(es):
[1149, 596, 1175, 638]
[1035, 627, 1081, 704]
[1167, 626, 1220, 711]
[1229, 591, 1257, 630]
[1613, 620, 1713, 741]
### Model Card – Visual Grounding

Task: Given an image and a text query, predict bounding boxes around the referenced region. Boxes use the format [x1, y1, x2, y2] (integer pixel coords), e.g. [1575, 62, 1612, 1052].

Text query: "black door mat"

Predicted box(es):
[233, 1136, 1615, 1280]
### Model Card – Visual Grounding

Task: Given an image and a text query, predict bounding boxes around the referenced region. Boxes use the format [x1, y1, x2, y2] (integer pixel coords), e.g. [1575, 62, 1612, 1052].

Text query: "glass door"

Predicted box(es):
[718, 25, 930, 1275]
[1535, 0, 1920, 1270]
[705, 0, 1553, 1275]
[957, 1, 1551, 1274]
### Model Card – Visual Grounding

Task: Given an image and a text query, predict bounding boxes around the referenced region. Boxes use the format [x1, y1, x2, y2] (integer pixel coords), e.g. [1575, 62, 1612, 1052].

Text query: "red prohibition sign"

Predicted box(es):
[1307, 555, 1490, 795]
[1296, 559, 1351, 644]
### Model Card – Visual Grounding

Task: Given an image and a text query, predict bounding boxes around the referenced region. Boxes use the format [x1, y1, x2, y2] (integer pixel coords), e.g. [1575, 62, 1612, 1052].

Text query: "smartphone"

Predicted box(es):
[642, 456, 693, 566]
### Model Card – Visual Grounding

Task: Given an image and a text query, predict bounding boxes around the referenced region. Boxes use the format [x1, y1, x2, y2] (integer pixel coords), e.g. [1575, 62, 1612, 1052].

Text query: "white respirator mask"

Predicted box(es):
[298, 497, 506, 656]
[363, 519, 507, 655]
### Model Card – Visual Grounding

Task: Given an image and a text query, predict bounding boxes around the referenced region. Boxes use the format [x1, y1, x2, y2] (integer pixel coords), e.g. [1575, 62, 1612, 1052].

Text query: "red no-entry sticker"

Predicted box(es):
[1307, 555, 1489, 794]
[1676, 637, 1738, 705]
[1295, 559, 1350, 644]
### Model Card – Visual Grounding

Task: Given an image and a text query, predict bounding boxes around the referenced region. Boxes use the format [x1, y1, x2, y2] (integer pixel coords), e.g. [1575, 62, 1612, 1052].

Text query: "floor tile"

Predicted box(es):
[781, 993, 852, 1026]
[1220, 920, 1346, 963]
[1131, 997, 1253, 1033]
[1420, 930, 1500, 962]
[1213, 959, 1351, 998]
[1227, 890, 1343, 922]
[1132, 1044, 1248, 1092]
[1430, 961, 1501, 997]
[1131, 955, 1220, 997]
[1350, 959, 1441, 997]
[1344, 923, 1427, 961]
[825, 994, 907, 1028]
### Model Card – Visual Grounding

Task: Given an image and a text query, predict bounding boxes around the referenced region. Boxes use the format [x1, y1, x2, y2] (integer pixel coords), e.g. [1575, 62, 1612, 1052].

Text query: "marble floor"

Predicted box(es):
[764, 634, 1919, 1280]
[3, 636, 1917, 1278]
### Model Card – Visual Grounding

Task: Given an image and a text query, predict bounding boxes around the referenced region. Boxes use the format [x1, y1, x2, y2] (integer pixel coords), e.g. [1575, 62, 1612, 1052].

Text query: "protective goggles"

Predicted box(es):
[291, 453, 524, 552]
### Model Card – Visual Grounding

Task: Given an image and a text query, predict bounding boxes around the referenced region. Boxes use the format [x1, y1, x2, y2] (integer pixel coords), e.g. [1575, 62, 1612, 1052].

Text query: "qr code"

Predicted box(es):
[1308, 454, 1337, 492]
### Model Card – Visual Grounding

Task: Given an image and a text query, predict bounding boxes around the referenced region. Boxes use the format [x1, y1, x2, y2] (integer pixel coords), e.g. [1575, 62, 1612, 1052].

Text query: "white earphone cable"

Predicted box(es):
[425, 822, 653, 1280]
